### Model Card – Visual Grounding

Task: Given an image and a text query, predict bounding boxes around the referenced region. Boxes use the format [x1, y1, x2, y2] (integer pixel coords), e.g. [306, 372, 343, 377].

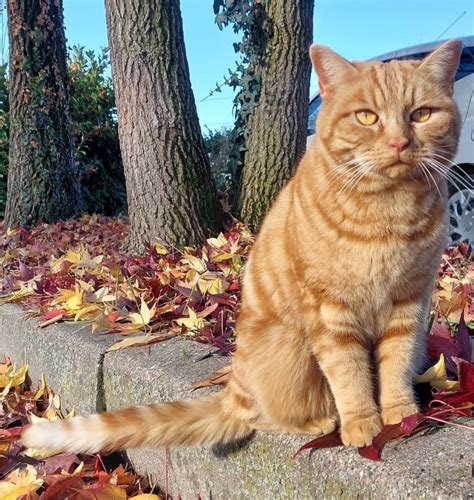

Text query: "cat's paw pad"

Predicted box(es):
[340, 414, 382, 447]
[381, 403, 418, 425]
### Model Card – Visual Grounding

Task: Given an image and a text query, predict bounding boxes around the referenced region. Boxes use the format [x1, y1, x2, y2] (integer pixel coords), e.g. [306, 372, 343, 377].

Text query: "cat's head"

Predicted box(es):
[310, 40, 462, 187]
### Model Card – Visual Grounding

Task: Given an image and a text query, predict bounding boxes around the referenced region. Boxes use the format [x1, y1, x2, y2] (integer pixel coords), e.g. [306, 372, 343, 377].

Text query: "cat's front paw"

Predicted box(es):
[381, 402, 418, 425]
[340, 414, 382, 447]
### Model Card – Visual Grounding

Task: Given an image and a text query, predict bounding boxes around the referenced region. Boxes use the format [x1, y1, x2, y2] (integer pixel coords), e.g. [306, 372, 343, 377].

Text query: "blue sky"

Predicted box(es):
[62, 0, 473, 131]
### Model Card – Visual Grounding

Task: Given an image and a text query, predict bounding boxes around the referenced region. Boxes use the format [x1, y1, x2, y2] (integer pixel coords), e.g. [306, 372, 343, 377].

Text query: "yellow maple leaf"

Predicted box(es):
[157, 271, 171, 285]
[0, 441, 10, 454]
[0, 249, 14, 265]
[176, 308, 206, 331]
[154, 242, 169, 255]
[107, 334, 152, 352]
[74, 304, 101, 322]
[198, 276, 228, 295]
[0, 465, 43, 499]
[0, 365, 13, 389]
[33, 373, 46, 400]
[88, 286, 116, 303]
[414, 354, 460, 391]
[5, 227, 20, 237]
[74, 250, 103, 270]
[72, 461, 84, 475]
[212, 251, 235, 262]
[52, 247, 103, 273]
[0, 285, 34, 304]
[0, 363, 28, 393]
[51, 287, 84, 311]
[128, 299, 156, 326]
[62, 248, 82, 264]
[207, 233, 228, 248]
[51, 249, 79, 272]
[76, 279, 94, 293]
[182, 254, 208, 273]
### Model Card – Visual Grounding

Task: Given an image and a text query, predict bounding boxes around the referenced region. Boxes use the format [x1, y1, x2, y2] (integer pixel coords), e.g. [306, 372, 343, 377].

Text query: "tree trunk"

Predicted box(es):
[104, 0, 223, 253]
[238, 0, 313, 228]
[5, 0, 81, 227]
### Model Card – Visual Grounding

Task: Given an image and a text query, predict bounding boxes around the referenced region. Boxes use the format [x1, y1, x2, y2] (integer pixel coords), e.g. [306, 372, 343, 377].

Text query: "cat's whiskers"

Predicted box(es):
[430, 149, 472, 176]
[343, 167, 372, 200]
[421, 150, 461, 185]
[324, 158, 361, 184]
[429, 162, 472, 192]
[317, 158, 361, 201]
[431, 147, 459, 160]
[424, 156, 473, 194]
[334, 166, 366, 199]
[323, 164, 358, 191]
[334, 163, 365, 199]
[415, 160, 433, 194]
[336, 157, 374, 200]
[430, 149, 464, 169]
[418, 160, 443, 201]
[429, 151, 474, 190]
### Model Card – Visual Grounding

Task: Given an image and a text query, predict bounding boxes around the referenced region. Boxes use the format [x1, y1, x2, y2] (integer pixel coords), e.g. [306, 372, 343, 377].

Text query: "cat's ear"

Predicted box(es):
[418, 39, 462, 92]
[309, 44, 358, 97]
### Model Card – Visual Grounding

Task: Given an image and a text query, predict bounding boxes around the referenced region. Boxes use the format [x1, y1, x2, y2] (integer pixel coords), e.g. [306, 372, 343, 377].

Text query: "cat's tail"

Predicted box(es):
[21, 390, 253, 454]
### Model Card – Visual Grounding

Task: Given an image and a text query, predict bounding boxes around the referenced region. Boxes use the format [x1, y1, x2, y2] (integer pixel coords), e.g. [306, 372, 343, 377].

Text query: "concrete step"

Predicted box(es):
[0, 304, 472, 499]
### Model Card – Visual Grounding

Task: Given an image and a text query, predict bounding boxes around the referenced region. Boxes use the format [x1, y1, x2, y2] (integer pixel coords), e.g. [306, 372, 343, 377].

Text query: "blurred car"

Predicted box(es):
[307, 36, 474, 245]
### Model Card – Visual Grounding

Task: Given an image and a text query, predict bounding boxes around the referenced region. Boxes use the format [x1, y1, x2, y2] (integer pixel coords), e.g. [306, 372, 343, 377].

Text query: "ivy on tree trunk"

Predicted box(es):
[238, 0, 314, 229]
[104, 0, 223, 253]
[5, 0, 82, 228]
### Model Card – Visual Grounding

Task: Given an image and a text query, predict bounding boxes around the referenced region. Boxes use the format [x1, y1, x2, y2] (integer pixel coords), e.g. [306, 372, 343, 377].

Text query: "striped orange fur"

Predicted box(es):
[22, 39, 462, 453]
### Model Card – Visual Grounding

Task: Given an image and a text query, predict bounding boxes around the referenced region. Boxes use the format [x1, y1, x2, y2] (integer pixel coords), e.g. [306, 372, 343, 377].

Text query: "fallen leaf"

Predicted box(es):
[191, 365, 231, 390]
[414, 354, 460, 390]
[128, 299, 156, 326]
[0, 464, 43, 499]
[106, 333, 175, 352]
[38, 311, 65, 328]
[293, 432, 343, 458]
[176, 308, 206, 331]
[41, 452, 81, 474]
[358, 424, 404, 461]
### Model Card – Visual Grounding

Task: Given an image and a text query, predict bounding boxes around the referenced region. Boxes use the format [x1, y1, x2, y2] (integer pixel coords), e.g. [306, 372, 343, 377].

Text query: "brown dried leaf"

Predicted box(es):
[191, 364, 232, 391]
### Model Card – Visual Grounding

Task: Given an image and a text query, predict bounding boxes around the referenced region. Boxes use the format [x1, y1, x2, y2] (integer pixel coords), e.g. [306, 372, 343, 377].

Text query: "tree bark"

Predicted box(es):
[238, 0, 313, 228]
[104, 0, 223, 253]
[5, 0, 81, 227]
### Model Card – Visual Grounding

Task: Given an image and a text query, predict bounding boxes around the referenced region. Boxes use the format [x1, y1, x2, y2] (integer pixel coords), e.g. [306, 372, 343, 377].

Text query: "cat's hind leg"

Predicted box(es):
[235, 320, 337, 437]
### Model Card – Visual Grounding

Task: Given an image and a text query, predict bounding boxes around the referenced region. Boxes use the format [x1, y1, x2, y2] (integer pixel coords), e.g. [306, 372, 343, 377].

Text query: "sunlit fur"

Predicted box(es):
[22, 40, 462, 453]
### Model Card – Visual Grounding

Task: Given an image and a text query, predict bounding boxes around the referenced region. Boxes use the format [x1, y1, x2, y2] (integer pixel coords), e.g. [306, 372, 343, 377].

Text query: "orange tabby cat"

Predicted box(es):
[22, 39, 462, 453]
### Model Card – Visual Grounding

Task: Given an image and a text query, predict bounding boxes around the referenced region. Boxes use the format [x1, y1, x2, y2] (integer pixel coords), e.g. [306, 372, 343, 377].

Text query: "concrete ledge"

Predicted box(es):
[1, 304, 472, 498]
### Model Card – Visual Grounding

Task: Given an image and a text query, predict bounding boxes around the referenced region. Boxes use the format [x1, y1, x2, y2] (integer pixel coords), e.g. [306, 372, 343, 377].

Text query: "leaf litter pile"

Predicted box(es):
[0, 357, 160, 498]
[0, 215, 473, 467]
[0, 215, 254, 354]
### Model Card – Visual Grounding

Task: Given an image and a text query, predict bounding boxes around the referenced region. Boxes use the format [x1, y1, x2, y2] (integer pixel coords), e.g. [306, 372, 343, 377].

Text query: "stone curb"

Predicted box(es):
[0, 303, 472, 499]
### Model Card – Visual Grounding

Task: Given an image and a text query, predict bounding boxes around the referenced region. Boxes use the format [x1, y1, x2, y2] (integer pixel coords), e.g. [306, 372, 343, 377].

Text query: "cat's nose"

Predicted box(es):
[388, 137, 410, 155]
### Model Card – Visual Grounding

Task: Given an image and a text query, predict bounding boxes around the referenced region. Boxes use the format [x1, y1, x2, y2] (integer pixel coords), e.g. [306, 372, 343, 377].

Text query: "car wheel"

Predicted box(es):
[448, 186, 474, 246]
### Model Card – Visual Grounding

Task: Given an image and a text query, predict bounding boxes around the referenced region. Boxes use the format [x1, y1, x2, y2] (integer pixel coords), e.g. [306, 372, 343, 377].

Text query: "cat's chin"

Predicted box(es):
[374, 162, 433, 187]
[380, 161, 414, 179]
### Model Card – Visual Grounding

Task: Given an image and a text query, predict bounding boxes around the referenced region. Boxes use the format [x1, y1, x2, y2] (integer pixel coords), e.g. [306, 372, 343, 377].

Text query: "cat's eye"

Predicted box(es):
[411, 108, 431, 123]
[355, 110, 378, 126]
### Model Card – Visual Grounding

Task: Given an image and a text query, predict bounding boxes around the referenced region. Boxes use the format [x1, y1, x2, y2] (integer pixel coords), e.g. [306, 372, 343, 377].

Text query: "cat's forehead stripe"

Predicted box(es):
[353, 60, 420, 109]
